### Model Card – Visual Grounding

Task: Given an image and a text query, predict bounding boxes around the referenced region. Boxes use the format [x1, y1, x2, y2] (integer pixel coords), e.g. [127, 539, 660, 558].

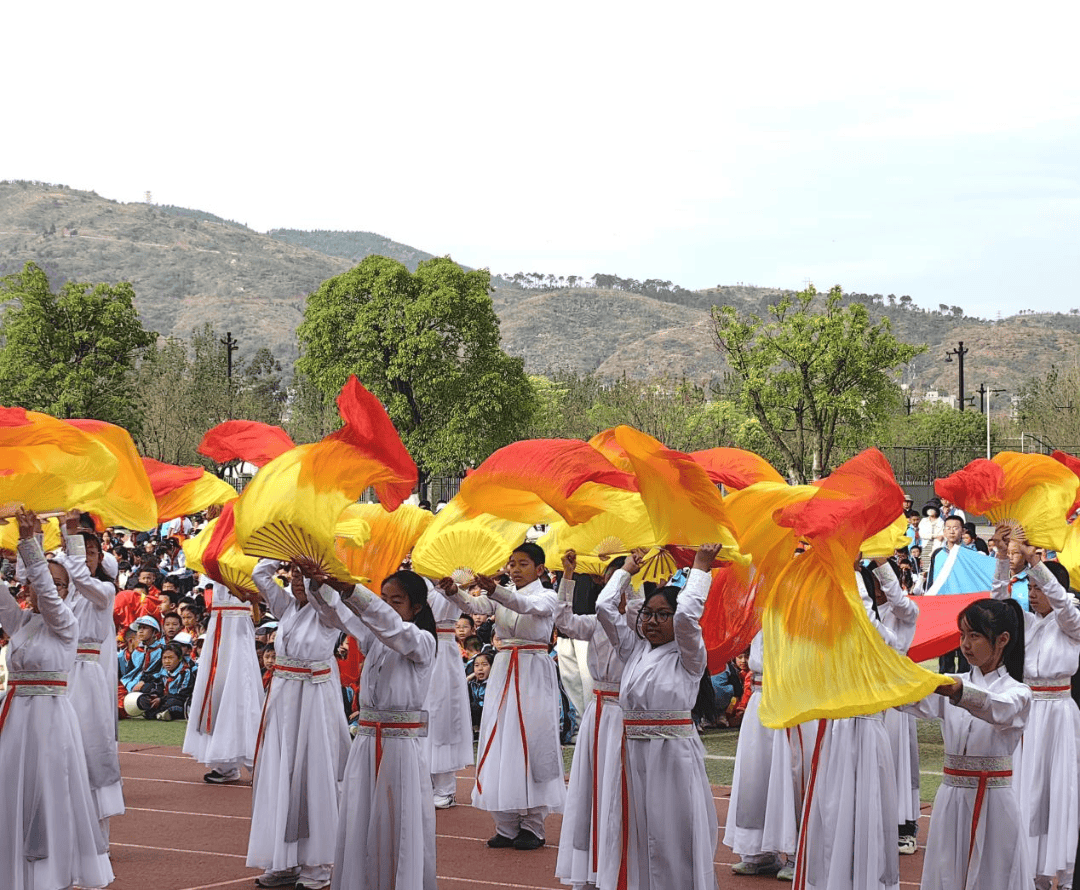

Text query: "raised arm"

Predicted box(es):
[251, 559, 295, 620]
[1030, 560, 1080, 641]
[874, 561, 919, 627]
[596, 561, 635, 661]
[554, 600, 598, 641]
[314, 581, 435, 665]
[62, 533, 115, 610]
[674, 565, 711, 680]
[18, 533, 78, 645]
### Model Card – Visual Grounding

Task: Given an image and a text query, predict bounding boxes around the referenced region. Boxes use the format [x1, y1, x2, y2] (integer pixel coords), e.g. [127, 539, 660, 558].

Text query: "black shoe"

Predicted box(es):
[203, 769, 239, 784]
[513, 829, 545, 850]
[487, 833, 515, 848]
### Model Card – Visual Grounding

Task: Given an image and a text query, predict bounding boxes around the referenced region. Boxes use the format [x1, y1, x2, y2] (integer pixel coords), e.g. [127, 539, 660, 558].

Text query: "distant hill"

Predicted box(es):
[1, 180, 1076, 400]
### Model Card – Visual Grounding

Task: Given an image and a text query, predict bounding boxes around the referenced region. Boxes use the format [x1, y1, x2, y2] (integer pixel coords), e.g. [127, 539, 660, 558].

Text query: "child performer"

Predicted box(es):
[871, 558, 923, 857]
[901, 597, 1031, 888]
[0, 508, 113, 890]
[182, 577, 262, 784]
[435, 542, 565, 850]
[992, 525, 1080, 890]
[306, 567, 437, 890]
[246, 560, 350, 890]
[595, 544, 721, 890]
[796, 565, 902, 890]
[554, 550, 632, 890]
[423, 577, 474, 809]
[723, 629, 799, 878]
[56, 513, 125, 840]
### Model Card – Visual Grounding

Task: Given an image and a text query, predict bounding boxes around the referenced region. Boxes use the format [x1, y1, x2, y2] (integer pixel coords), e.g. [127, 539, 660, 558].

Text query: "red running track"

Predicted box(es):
[104, 741, 929, 889]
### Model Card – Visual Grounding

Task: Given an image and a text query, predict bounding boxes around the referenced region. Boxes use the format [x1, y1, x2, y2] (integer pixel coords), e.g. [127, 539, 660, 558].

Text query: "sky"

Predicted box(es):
[4, 0, 1079, 318]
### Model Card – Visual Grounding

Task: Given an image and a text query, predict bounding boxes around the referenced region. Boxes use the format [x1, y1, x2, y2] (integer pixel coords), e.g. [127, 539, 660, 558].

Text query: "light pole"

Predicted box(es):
[945, 341, 969, 411]
[982, 384, 1005, 458]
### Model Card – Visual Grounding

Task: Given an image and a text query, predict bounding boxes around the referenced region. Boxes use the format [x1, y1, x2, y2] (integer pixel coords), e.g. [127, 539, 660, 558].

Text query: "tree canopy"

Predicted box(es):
[0, 261, 156, 432]
[296, 256, 536, 488]
[713, 285, 924, 483]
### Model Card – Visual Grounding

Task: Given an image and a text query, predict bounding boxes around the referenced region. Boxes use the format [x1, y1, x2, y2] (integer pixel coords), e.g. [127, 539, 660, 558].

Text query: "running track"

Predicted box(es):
[107, 741, 930, 889]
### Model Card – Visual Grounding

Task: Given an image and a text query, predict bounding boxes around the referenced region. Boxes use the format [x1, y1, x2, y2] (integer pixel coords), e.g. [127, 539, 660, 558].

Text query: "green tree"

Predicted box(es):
[134, 325, 287, 465]
[880, 402, 1001, 480]
[0, 261, 156, 431]
[1017, 362, 1080, 450]
[296, 255, 536, 492]
[713, 284, 924, 482]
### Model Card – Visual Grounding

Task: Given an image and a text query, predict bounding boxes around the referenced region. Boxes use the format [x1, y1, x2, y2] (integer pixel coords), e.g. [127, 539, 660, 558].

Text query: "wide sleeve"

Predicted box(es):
[898, 688, 948, 720]
[62, 535, 115, 611]
[316, 582, 435, 665]
[674, 568, 709, 679]
[306, 581, 375, 651]
[439, 585, 496, 618]
[1029, 561, 1080, 642]
[952, 677, 1032, 730]
[251, 559, 294, 621]
[558, 576, 575, 605]
[554, 601, 597, 641]
[596, 569, 638, 660]
[488, 583, 556, 617]
[990, 555, 1011, 600]
[18, 537, 78, 645]
[874, 563, 918, 629]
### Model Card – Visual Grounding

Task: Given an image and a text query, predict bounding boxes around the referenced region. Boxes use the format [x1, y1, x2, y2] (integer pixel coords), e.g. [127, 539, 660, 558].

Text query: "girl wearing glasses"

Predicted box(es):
[595, 543, 721, 890]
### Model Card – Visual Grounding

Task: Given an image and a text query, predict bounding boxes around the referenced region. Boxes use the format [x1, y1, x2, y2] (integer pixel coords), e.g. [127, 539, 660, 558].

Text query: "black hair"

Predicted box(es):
[163, 642, 186, 662]
[263, 642, 275, 654]
[637, 586, 720, 723]
[457, 613, 475, 629]
[512, 542, 546, 567]
[958, 598, 1025, 682]
[78, 532, 114, 584]
[963, 522, 977, 537]
[383, 570, 437, 640]
[603, 555, 627, 579]
[161, 611, 181, 623]
[473, 647, 495, 667]
[1041, 560, 1072, 592]
[943, 514, 965, 528]
[857, 564, 882, 619]
[463, 635, 482, 653]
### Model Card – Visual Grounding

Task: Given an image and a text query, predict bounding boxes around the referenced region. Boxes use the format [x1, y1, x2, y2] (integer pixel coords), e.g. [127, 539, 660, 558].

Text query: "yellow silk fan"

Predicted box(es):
[334, 503, 434, 590]
[0, 515, 63, 554]
[860, 513, 910, 559]
[183, 514, 260, 601]
[410, 499, 529, 584]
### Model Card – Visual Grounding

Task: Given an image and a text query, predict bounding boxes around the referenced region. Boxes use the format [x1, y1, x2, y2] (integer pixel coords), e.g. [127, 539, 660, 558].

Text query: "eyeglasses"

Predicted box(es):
[639, 609, 675, 624]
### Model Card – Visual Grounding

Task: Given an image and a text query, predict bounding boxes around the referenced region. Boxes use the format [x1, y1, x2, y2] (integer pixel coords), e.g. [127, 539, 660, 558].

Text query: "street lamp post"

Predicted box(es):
[945, 341, 969, 411]
[981, 384, 1005, 458]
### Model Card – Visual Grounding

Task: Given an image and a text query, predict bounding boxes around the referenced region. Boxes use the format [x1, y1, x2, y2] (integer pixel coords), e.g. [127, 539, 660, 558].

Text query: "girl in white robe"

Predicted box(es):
[902, 596, 1032, 890]
[436, 543, 565, 848]
[595, 545, 720, 890]
[723, 629, 799, 877]
[991, 535, 1080, 890]
[554, 552, 632, 890]
[0, 513, 114, 890]
[874, 560, 922, 855]
[423, 579, 474, 808]
[56, 523, 125, 838]
[797, 566, 901, 890]
[182, 578, 263, 782]
[246, 560, 350, 890]
[308, 568, 437, 890]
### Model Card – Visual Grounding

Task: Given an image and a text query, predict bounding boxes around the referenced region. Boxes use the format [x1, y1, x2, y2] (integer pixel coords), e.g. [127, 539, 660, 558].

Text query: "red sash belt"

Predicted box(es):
[252, 658, 334, 770]
[616, 709, 694, 890]
[474, 643, 548, 796]
[0, 672, 69, 734]
[198, 604, 252, 733]
[793, 720, 828, 890]
[942, 753, 1012, 878]
[591, 684, 621, 872]
[353, 708, 428, 777]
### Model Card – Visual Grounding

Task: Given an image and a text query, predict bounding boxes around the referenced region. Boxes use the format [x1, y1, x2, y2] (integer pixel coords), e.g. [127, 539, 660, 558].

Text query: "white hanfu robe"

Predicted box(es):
[423, 581, 474, 796]
[595, 568, 719, 890]
[902, 665, 1032, 889]
[182, 580, 262, 772]
[724, 630, 799, 864]
[554, 573, 630, 889]
[0, 538, 114, 890]
[993, 558, 1080, 887]
[57, 533, 125, 826]
[443, 578, 566, 828]
[800, 572, 900, 890]
[246, 561, 350, 883]
[876, 563, 922, 828]
[309, 580, 437, 890]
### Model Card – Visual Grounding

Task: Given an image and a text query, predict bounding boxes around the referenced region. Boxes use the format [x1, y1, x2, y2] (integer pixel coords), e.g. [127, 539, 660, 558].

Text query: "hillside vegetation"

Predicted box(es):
[1, 180, 1076, 399]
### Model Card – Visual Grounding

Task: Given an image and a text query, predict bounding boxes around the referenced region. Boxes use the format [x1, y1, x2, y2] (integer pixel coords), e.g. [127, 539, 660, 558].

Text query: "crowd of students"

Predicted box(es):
[2, 497, 1080, 890]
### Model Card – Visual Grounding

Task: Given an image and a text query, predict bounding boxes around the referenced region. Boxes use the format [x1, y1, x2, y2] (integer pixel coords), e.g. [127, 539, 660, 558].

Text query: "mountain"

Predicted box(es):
[1, 180, 1075, 400]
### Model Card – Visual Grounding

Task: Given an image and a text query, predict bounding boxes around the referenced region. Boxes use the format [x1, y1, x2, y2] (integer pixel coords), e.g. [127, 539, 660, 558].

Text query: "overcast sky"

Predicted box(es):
[5, 1, 1078, 318]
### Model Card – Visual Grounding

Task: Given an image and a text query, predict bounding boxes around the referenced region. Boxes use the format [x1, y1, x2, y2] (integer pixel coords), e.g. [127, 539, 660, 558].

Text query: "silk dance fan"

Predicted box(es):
[334, 503, 433, 590]
[183, 503, 260, 601]
[410, 499, 530, 585]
